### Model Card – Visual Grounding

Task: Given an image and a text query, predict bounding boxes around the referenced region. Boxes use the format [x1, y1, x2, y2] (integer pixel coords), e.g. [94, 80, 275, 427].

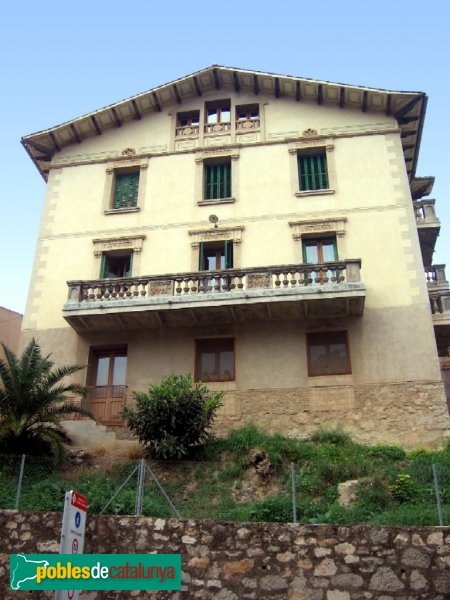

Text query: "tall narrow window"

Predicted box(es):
[298, 153, 328, 191]
[195, 338, 235, 382]
[113, 172, 140, 209]
[100, 252, 133, 278]
[199, 241, 233, 270]
[204, 161, 231, 200]
[307, 331, 351, 376]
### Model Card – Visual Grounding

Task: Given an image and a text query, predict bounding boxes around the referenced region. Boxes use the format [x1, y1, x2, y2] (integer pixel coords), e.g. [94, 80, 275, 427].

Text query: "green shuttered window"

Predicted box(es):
[205, 162, 231, 200]
[298, 153, 328, 191]
[113, 173, 139, 209]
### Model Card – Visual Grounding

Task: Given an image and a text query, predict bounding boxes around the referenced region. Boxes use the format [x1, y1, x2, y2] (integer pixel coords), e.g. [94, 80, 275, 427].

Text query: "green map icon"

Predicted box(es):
[10, 554, 49, 590]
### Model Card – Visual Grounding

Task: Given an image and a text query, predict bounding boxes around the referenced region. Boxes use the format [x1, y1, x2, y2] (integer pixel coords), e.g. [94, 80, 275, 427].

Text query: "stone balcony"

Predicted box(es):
[414, 199, 440, 266]
[63, 260, 365, 332]
[426, 264, 450, 355]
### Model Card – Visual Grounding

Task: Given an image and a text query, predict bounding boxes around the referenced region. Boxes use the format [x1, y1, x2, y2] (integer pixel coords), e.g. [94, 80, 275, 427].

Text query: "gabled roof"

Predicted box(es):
[21, 65, 427, 183]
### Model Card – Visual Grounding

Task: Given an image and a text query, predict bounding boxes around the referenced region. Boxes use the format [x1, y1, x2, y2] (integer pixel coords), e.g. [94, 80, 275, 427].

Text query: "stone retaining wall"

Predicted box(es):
[215, 381, 450, 449]
[0, 510, 449, 599]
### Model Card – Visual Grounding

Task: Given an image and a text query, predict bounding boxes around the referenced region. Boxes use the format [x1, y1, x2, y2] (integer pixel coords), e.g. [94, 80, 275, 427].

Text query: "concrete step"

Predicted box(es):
[61, 419, 137, 450]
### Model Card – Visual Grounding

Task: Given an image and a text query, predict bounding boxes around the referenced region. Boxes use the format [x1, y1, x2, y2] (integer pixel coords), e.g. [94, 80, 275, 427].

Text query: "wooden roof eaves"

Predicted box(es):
[21, 65, 428, 181]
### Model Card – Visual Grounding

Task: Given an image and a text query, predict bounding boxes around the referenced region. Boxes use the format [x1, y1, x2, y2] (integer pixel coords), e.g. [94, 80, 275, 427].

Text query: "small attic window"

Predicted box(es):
[176, 111, 200, 137]
[236, 104, 260, 130]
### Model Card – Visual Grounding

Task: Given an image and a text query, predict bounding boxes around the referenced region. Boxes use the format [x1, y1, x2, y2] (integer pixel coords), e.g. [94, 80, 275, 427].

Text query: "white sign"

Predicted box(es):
[55, 490, 87, 600]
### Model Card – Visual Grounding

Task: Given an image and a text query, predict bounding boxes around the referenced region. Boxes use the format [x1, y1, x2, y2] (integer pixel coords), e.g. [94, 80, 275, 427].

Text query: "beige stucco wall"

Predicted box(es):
[0, 307, 23, 361]
[20, 90, 449, 445]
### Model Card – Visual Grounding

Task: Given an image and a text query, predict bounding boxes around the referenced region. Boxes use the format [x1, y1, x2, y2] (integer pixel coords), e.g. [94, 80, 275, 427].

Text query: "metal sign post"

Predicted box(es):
[55, 490, 87, 600]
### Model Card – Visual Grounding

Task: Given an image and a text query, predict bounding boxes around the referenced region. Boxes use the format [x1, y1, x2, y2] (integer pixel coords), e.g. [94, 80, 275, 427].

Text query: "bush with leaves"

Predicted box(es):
[123, 374, 223, 459]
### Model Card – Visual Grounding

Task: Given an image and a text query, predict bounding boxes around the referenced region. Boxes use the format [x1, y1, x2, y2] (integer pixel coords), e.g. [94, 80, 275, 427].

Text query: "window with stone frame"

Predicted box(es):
[307, 331, 351, 376]
[100, 251, 132, 278]
[195, 338, 235, 382]
[113, 172, 140, 209]
[204, 160, 232, 200]
[298, 151, 329, 191]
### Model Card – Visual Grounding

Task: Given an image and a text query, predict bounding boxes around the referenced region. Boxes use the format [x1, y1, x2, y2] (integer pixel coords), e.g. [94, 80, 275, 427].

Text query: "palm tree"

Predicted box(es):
[0, 338, 92, 462]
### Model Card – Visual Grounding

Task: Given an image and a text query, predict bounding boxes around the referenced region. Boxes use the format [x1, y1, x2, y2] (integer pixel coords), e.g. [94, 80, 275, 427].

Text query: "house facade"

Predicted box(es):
[20, 66, 450, 447]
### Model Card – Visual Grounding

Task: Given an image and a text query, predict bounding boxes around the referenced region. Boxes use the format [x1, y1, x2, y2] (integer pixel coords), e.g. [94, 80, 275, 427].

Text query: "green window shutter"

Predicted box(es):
[100, 253, 107, 278]
[224, 240, 233, 269]
[114, 173, 140, 208]
[199, 242, 205, 270]
[298, 154, 328, 191]
[205, 163, 231, 199]
[127, 253, 133, 277]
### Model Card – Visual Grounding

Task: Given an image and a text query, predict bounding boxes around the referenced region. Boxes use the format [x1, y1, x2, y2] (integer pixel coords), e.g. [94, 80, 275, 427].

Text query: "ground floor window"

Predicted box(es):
[195, 338, 235, 382]
[307, 331, 351, 376]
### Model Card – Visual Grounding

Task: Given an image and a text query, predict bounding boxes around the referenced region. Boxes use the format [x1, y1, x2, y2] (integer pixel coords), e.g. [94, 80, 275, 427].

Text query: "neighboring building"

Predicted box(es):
[0, 307, 23, 361]
[20, 66, 450, 447]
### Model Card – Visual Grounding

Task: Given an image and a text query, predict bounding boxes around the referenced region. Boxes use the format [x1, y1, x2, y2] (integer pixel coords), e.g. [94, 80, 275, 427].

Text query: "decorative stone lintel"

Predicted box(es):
[189, 226, 244, 247]
[195, 147, 240, 163]
[106, 158, 148, 174]
[289, 217, 347, 240]
[288, 138, 334, 154]
[93, 235, 146, 257]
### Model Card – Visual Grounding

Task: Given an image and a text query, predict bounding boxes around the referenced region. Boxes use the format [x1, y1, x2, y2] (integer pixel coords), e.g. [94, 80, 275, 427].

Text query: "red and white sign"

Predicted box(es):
[55, 490, 87, 600]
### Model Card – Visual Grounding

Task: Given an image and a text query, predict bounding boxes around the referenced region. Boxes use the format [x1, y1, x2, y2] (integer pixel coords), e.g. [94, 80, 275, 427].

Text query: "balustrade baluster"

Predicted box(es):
[175, 279, 182, 295]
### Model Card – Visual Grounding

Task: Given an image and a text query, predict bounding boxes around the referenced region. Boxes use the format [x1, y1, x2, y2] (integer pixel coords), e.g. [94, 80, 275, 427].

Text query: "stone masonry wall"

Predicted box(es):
[215, 381, 450, 449]
[0, 510, 449, 599]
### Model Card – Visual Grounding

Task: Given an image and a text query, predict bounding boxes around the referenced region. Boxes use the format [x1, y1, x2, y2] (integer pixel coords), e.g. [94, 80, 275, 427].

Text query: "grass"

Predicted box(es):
[1, 425, 449, 525]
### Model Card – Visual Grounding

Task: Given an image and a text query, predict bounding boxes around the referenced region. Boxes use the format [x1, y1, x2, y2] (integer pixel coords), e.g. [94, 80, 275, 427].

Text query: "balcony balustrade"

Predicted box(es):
[64, 260, 365, 331]
[414, 199, 441, 267]
[414, 199, 439, 224]
[175, 124, 200, 137]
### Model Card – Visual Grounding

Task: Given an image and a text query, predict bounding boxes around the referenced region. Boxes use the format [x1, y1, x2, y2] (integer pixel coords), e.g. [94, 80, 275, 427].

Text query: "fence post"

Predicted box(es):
[291, 462, 297, 524]
[135, 459, 146, 517]
[15, 454, 26, 510]
[145, 463, 181, 518]
[432, 463, 444, 526]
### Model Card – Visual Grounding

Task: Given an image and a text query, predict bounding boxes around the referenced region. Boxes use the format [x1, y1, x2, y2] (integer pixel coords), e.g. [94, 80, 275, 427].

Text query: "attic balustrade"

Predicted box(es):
[66, 260, 362, 304]
[175, 124, 200, 137]
[204, 121, 232, 134]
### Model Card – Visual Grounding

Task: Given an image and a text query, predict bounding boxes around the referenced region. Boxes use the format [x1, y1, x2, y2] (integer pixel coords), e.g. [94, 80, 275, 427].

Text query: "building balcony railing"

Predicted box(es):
[414, 199, 441, 267]
[63, 260, 365, 331]
[425, 264, 449, 290]
[236, 118, 260, 131]
[82, 385, 127, 425]
[426, 264, 450, 332]
[175, 124, 200, 137]
[204, 121, 232, 134]
[414, 199, 440, 225]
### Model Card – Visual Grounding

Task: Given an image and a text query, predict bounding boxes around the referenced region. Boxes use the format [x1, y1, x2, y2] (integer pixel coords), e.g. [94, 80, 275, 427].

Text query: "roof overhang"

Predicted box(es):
[21, 64, 427, 185]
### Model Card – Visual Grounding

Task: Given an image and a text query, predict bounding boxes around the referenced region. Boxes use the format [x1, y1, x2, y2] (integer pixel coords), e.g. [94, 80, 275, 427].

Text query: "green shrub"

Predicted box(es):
[389, 474, 416, 503]
[123, 374, 223, 459]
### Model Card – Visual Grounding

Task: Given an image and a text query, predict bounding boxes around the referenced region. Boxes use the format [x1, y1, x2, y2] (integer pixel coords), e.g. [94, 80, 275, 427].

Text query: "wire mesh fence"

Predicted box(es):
[0, 450, 449, 526]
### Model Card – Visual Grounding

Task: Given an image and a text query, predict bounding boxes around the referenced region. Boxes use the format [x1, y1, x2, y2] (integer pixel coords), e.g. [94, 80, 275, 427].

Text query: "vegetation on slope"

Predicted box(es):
[1, 425, 449, 526]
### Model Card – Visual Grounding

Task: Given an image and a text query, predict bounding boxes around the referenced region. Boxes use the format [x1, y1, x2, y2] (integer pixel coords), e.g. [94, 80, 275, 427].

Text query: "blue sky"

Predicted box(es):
[1, 0, 449, 314]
